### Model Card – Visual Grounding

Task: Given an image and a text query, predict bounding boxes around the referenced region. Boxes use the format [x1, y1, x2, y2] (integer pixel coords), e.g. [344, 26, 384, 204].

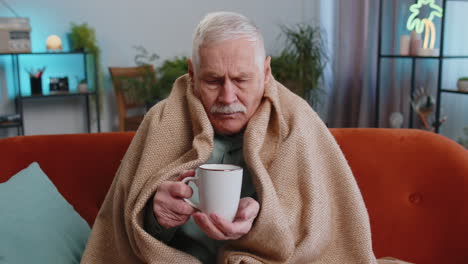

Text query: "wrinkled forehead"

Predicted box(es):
[197, 39, 262, 75]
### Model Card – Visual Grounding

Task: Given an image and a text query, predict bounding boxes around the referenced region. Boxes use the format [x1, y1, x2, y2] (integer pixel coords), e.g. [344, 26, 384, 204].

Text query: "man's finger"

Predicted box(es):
[238, 205, 258, 221]
[236, 198, 259, 221]
[210, 214, 249, 238]
[177, 170, 196, 181]
[193, 212, 226, 240]
[169, 182, 193, 198]
[171, 200, 196, 215]
[156, 213, 190, 229]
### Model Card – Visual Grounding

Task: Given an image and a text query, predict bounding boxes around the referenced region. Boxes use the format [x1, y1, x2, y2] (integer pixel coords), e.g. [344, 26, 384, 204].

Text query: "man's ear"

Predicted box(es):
[187, 58, 199, 97]
[264, 56, 271, 83]
[187, 58, 194, 81]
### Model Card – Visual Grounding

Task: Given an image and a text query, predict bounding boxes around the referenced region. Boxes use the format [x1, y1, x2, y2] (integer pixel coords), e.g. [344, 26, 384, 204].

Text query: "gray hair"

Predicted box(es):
[191, 11, 266, 73]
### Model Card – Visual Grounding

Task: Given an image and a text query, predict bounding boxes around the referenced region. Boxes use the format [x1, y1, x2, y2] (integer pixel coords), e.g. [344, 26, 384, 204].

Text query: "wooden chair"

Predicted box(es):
[109, 65, 156, 131]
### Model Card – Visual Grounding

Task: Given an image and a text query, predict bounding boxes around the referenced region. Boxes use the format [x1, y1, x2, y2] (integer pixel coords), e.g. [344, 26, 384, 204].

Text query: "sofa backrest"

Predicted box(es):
[1, 128, 467, 264]
[332, 128, 468, 264]
[0, 132, 134, 228]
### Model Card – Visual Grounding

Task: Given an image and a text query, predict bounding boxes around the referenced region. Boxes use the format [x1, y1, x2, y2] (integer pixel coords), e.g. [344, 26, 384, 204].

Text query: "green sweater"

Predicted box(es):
[144, 133, 256, 263]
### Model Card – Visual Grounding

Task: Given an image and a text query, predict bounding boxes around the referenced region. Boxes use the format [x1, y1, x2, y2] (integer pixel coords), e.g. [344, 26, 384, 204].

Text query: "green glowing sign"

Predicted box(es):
[406, 0, 443, 49]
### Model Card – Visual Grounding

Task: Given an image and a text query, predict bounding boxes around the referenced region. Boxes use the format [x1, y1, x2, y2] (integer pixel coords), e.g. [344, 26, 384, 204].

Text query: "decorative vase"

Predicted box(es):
[410, 31, 421, 56]
[399, 35, 410, 55]
[389, 112, 404, 128]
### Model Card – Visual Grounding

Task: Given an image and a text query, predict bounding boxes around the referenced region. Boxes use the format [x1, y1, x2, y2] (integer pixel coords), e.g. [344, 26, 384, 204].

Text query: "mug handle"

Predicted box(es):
[181, 176, 200, 209]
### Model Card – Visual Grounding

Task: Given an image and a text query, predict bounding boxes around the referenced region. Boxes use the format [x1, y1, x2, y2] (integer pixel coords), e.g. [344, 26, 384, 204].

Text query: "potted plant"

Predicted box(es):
[117, 48, 189, 111]
[118, 70, 157, 108]
[271, 23, 328, 108]
[76, 77, 88, 93]
[115, 46, 160, 110]
[155, 56, 188, 99]
[270, 52, 296, 90]
[69, 23, 99, 54]
[457, 77, 468, 92]
[69, 22, 103, 109]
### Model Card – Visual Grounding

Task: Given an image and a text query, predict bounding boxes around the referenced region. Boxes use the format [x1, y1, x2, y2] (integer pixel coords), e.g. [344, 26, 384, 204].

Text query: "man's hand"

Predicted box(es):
[152, 170, 197, 228]
[193, 197, 259, 240]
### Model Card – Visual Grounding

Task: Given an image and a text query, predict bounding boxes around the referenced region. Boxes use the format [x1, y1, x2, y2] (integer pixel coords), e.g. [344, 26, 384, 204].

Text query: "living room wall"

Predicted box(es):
[0, 0, 321, 137]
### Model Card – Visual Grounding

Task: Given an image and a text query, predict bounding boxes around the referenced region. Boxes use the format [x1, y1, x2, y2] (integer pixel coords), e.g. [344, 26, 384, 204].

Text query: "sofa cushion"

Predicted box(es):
[0, 162, 90, 264]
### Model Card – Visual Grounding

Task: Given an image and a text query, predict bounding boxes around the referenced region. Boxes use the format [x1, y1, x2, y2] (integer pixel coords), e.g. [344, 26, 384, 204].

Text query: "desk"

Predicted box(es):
[17, 92, 100, 135]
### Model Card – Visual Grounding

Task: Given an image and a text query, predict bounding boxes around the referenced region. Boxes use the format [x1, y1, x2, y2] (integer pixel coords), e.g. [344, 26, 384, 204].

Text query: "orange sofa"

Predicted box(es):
[0, 128, 467, 264]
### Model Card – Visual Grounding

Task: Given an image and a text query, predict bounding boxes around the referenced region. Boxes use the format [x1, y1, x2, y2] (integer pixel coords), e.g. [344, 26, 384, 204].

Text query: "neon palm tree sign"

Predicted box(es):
[406, 0, 443, 50]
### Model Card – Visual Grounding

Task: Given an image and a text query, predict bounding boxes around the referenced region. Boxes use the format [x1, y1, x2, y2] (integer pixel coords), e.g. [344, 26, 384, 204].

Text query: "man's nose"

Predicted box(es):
[217, 79, 237, 104]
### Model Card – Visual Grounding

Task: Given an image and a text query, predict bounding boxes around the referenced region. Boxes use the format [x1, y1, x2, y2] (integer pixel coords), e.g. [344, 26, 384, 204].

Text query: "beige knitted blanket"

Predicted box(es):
[81, 74, 378, 263]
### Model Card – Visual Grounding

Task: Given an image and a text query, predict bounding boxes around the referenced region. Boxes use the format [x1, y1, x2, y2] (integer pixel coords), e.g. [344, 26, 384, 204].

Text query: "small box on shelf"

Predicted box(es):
[49, 77, 69, 94]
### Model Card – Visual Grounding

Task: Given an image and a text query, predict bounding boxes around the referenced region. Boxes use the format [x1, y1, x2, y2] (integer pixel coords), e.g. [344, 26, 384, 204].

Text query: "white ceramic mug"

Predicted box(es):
[182, 164, 243, 221]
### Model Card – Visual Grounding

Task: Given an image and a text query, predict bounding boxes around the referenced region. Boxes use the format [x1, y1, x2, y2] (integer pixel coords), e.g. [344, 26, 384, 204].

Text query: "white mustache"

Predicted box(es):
[210, 103, 247, 114]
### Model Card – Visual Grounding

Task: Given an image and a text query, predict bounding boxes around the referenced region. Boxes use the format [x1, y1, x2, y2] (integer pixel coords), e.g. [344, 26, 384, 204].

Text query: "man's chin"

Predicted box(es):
[211, 120, 245, 135]
[214, 128, 243, 135]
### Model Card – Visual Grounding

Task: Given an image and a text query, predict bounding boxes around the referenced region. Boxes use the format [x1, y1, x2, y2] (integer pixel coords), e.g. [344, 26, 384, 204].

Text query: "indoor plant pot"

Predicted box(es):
[457, 78, 468, 92]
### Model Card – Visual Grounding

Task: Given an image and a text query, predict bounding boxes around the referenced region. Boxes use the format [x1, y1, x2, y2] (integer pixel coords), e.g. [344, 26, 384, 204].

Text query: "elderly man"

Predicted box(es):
[81, 12, 377, 264]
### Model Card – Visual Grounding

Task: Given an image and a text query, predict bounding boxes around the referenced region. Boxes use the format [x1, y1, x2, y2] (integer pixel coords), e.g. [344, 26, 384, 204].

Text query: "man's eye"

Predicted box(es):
[205, 80, 220, 84]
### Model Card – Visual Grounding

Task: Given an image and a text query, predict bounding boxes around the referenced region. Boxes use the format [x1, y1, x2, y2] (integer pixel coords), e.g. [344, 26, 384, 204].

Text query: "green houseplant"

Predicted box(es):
[69, 23, 99, 54]
[69, 22, 103, 110]
[271, 23, 328, 108]
[155, 56, 189, 98]
[118, 67, 158, 106]
[117, 48, 188, 110]
[270, 52, 296, 84]
[117, 46, 159, 107]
